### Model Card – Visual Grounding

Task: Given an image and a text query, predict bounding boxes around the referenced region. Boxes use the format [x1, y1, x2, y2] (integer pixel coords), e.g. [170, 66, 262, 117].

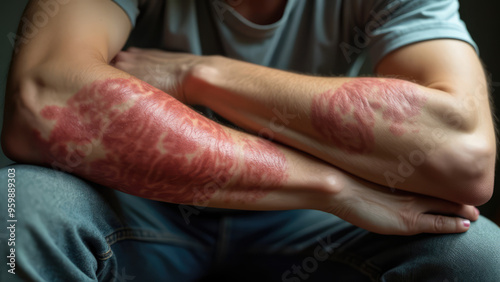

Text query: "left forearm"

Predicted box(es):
[186, 57, 495, 204]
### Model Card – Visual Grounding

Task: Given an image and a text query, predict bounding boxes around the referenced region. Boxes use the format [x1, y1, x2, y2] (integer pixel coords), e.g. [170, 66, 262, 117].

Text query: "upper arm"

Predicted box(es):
[9, 0, 131, 79]
[3, 0, 133, 162]
[375, 39, 493, 133]
[375, 39, 486, 96]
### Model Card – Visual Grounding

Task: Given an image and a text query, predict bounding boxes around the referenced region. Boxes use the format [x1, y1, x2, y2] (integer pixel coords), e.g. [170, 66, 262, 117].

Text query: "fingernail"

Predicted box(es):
[463, 219, 470, 227]
[475, 207, 480, 215]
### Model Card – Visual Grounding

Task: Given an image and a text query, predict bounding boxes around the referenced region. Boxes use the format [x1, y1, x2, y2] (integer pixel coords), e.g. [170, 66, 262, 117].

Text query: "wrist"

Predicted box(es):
[184, 55, 224, 105]
[284, 158, 345, 211]
[314, 172, 345, 212]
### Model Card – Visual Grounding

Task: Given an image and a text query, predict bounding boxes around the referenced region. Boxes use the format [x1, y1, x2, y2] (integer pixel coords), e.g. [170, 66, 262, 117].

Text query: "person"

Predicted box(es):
[1, 0, 499, 281]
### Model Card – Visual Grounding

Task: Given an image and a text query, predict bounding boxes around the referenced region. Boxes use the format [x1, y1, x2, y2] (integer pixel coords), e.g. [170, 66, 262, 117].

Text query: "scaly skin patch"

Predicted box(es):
[311, 78, 427, 154]
[35, 78, 288, 204]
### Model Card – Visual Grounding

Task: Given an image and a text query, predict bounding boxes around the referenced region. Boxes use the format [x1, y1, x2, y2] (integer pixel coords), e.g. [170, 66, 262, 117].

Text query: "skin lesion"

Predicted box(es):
[34, 77, 288, 204]
[223, 138, 289, 202]
[310, 78, 427, 154]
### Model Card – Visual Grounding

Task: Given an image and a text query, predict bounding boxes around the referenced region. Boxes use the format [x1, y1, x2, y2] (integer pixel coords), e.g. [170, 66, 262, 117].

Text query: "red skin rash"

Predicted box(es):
[311, 78, 427, 154]
[35, 78, 288, 204]
[225, 138, 288, 202]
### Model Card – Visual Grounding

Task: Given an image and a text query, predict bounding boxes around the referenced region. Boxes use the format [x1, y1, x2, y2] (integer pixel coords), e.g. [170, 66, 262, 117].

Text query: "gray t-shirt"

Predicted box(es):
[113, 0, 477, 75]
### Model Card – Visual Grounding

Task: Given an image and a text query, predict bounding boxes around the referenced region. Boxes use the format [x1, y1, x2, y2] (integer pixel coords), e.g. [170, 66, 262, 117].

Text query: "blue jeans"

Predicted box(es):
[1, 164, 499, 282]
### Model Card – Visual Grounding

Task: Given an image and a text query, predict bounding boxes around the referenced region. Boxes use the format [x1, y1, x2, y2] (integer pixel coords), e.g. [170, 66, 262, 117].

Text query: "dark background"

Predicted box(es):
[459, 1, 500, 222]
[0, 1, 499, 223]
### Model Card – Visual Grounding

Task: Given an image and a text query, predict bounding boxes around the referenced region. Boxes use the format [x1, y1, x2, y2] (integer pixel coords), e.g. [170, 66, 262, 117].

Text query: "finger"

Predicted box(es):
[127, 46, 163, 53]
[417, 197, 478, 221]
[442, 204, 478, 222]
[416, 214, 470, 234]
[140, 48, 180, 57]
[113, 51, 133, 63]
[113, 61, 134, 72]
[127, 46, 140, 52]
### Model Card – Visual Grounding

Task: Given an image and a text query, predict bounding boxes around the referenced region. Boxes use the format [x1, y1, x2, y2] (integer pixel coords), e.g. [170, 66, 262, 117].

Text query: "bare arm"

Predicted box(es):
[115, 40, 495, 206]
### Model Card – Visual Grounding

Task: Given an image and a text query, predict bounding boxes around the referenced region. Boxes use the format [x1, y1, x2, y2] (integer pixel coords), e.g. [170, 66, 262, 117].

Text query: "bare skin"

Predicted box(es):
[2, 0, 487, 235]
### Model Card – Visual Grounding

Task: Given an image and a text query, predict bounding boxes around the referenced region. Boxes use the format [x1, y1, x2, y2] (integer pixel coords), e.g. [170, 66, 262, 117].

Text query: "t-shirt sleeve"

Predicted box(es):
[112, 0, 140, 27]
[367, 0, 478, 69]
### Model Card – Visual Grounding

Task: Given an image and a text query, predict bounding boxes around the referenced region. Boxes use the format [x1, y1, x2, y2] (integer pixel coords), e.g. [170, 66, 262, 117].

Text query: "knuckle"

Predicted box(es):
[433, 215, 446, 232]
[398, 207, 419, 233]
[328, 202, 354, 220]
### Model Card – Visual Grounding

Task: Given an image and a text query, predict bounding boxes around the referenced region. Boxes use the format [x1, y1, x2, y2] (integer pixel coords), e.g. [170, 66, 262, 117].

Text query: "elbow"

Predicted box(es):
[425, 94, 496, 206]
[432, 132, 495, 206]
[1, 76, 44, 164]
[459, 138, 495, 206]
[3, 58, 109, 166]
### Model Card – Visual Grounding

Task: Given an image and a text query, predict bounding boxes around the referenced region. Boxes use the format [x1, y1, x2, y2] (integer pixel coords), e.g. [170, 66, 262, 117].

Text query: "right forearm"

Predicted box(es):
[4, 64, 339, 211]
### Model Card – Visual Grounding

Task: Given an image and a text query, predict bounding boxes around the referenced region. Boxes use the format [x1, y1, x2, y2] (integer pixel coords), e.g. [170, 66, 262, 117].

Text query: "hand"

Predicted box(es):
[112, 47, 208, 103]
[325, 174, 479, 235]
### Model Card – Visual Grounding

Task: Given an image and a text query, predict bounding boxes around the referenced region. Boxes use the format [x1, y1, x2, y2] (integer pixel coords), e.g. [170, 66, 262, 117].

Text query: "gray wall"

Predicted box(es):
[0, 0, 29, 167]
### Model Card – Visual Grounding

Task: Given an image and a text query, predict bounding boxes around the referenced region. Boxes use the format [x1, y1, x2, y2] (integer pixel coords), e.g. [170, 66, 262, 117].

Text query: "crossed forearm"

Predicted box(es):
[186, 57, 493, 204]
[6, 60, 482, 235]
[21, 64, 339, 210]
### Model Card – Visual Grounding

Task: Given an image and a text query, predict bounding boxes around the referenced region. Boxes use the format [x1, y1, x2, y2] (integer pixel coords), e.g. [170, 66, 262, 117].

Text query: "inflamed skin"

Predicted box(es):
[311, 78, 427, 154]
[35, 77, 288, 204]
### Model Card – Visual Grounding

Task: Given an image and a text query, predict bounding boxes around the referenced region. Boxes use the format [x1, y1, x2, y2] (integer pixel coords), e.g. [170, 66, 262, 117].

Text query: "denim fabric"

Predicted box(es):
[1, 164, 499, 282]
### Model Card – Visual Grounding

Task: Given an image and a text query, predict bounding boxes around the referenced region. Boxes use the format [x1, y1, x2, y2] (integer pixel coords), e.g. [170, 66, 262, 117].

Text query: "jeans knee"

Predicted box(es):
[455, 217, 500, 267]
[422, 216, 500, 280]
[0, 164, 109, 229]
